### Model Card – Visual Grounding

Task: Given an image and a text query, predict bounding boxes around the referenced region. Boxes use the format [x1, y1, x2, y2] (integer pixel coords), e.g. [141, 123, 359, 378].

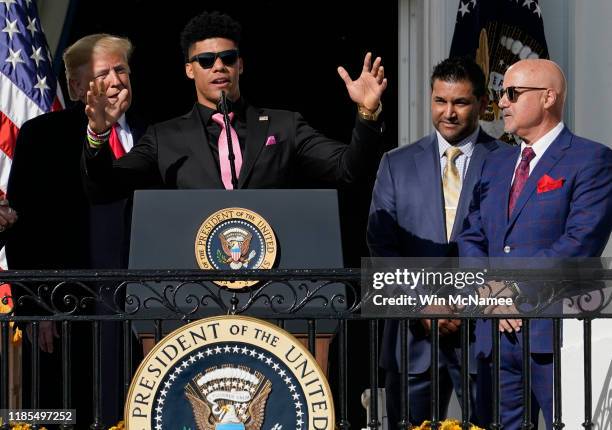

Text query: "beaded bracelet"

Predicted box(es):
[87, 125, 111, 139]
[86, 125, 111, 148]
[87, 135, 104, 148]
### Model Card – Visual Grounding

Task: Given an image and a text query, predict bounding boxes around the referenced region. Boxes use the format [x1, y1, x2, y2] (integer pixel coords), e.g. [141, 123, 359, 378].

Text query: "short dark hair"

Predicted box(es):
[430, 57, 486, 98]
[180, 11, 241, 59]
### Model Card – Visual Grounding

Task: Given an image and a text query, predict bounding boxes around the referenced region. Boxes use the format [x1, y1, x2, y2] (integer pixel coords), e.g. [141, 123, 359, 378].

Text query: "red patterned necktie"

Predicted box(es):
[508, 146, 536, 215]
[212, 112, 243, 189]
[108, 124, 126, 159]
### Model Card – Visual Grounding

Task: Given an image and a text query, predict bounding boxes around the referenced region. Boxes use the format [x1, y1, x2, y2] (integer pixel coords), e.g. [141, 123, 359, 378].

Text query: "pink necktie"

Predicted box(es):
[508, 146, 535, 216]
[212, 112, 243, 189]
[108, 124, 126, 159]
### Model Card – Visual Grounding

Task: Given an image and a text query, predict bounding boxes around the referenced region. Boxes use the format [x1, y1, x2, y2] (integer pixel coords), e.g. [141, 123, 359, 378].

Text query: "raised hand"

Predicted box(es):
[337, 52, 387, 112]
[85, 78, 129, 134]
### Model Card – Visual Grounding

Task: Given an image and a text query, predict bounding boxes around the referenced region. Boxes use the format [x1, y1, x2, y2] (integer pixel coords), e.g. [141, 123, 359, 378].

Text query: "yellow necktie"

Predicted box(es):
[443, 146, 463, 241]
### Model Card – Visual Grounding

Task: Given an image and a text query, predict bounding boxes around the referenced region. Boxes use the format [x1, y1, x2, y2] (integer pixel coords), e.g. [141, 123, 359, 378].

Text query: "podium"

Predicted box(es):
[128, 189, 345, 373]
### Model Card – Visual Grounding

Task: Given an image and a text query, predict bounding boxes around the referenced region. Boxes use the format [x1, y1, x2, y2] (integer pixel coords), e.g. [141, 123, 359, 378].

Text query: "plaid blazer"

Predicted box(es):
[458, 127, 612, 355]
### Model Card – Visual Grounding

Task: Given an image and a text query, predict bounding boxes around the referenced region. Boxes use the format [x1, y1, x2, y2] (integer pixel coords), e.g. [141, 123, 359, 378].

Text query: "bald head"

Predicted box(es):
[499, 59, 567, 143]
[506, 59, 566, 116]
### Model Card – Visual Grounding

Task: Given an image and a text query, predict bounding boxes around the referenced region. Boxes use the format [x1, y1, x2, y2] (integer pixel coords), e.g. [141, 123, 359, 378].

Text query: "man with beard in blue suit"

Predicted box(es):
[458, 59, 612, 429]
[368, 57, 506, 428]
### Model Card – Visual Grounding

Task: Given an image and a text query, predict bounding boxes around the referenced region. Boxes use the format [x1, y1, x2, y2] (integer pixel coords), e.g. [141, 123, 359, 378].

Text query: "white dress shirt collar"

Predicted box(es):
[516, 122, 564, 174]
[115, 114, 134, 152]
[117, 114, 128, 131]
[435, 126, 479, 159]
[520, 121, 564, 161]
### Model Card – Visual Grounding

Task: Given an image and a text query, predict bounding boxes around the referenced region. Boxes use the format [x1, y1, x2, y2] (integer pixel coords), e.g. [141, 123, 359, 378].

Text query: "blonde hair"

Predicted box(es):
[63, 33, 133, 101]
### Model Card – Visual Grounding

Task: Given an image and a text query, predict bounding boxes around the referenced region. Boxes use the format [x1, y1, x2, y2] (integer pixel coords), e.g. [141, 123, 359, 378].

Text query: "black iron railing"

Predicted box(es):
[0, 268, 610, 430]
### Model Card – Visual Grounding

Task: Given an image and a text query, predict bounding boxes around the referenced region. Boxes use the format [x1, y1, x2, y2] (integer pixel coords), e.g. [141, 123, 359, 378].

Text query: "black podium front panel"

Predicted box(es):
[127, 190, 345, 334]
[129, 189, 343, 269]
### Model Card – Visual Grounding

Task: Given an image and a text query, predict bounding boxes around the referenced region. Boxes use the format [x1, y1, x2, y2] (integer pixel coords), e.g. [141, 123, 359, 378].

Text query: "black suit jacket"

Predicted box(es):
[5, 105, 145, 271]
[4, 106, 146, 424]
[83, 102, 384, 196]
[6, 106, 92, 270]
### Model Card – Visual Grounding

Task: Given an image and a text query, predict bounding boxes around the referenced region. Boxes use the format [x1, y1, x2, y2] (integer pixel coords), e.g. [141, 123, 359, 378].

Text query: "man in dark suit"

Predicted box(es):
[458, 59, 612, 429]
[8, 34, 144, 270]
[367, 57, 506, 427]
[5, 33, 144, 427]
[82, 11, 386, 194]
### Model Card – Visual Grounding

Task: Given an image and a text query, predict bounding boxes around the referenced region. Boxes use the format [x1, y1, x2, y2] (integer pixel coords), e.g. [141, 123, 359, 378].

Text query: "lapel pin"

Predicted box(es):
[259, 115, 269, 121]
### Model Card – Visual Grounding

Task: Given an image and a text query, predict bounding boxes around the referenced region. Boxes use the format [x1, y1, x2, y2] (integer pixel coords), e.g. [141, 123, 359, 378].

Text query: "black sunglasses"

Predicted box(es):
[188, 49, 240, 69]
[498, 86, 548, 102]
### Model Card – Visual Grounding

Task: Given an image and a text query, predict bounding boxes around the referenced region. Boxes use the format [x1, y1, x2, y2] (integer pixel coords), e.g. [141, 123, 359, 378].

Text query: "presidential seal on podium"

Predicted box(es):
[125, 316, 334, 430]
[194, 208, 278, 289]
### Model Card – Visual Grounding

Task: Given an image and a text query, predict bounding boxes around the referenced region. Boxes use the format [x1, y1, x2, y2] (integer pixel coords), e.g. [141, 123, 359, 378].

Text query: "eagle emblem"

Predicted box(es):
[185, 366, 272, 430]
[195, 208, 278, 288]
[217, 228, 257, 269]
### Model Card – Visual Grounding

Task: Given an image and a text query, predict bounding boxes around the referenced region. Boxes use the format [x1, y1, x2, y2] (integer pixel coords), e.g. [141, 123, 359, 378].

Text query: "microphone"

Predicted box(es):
[218, 91, 238, 189]
[217, 90, 233, 115]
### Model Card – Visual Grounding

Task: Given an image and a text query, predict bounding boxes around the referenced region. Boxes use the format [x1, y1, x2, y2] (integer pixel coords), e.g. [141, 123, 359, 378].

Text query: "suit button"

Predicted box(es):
[504, 245, 511, 254]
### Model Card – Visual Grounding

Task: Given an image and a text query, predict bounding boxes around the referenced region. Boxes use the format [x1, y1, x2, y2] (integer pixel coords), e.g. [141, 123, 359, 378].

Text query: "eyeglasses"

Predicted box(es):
[498, 86, 548, 102]
[188, 49, 240, 69]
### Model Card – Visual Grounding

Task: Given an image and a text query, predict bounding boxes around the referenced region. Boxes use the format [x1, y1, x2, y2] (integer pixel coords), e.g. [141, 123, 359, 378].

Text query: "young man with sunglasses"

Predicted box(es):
[458, 59, 612, 429]
[83, 11, 387, 194]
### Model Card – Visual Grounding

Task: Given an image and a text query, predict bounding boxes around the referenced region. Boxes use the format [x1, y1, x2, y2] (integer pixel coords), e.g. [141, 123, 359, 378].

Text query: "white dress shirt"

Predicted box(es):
[116, 114, 134, 152]
[436, 127, 480, 182]
[513, 121, 564, 181]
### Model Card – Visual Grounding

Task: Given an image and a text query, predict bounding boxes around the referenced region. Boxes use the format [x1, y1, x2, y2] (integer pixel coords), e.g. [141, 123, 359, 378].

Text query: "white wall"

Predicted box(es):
[568, 0, 612, 258]
[571, 1, 612, 146]
[540, 2, 612, 427]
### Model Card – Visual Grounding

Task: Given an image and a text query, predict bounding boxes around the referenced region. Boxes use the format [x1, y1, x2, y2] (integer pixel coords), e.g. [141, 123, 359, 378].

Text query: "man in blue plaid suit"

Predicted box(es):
[458, 59, 612, 429]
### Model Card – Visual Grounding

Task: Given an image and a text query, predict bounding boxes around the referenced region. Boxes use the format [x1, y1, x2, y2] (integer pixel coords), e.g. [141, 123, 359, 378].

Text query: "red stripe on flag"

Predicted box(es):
[51, 97, 63, 112]
[0, 111, 18, 159]
[0, 282, 13, 314]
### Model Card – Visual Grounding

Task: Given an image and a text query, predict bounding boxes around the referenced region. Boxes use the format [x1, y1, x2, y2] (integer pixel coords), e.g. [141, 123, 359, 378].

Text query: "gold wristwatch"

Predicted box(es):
[358, 102, 382, 121]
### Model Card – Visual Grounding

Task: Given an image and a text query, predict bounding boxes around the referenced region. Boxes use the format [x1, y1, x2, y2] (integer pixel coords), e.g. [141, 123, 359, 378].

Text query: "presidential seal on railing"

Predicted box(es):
[125, 316, 334, 430]
[195, 208, 278, 289]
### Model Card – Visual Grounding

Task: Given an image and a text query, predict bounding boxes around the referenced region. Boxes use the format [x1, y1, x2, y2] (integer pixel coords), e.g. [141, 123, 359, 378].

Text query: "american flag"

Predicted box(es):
[1, 0, 64, 307]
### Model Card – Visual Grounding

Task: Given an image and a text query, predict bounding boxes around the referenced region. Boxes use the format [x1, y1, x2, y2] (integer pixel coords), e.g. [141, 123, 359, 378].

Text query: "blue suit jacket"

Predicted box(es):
[458, 127, 612, 356]
[368, 129, 505, 373]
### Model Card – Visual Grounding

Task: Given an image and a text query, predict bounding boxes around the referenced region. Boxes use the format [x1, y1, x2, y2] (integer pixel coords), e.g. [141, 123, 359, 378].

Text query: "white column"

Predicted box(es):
[37, 0, 71, 56]
[398, 0, 458, 147]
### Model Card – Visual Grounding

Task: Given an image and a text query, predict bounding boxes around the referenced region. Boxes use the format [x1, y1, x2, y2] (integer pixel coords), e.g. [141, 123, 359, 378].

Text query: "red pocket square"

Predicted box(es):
[537, 174, 564, 193]
[265, 135, 277, 146]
